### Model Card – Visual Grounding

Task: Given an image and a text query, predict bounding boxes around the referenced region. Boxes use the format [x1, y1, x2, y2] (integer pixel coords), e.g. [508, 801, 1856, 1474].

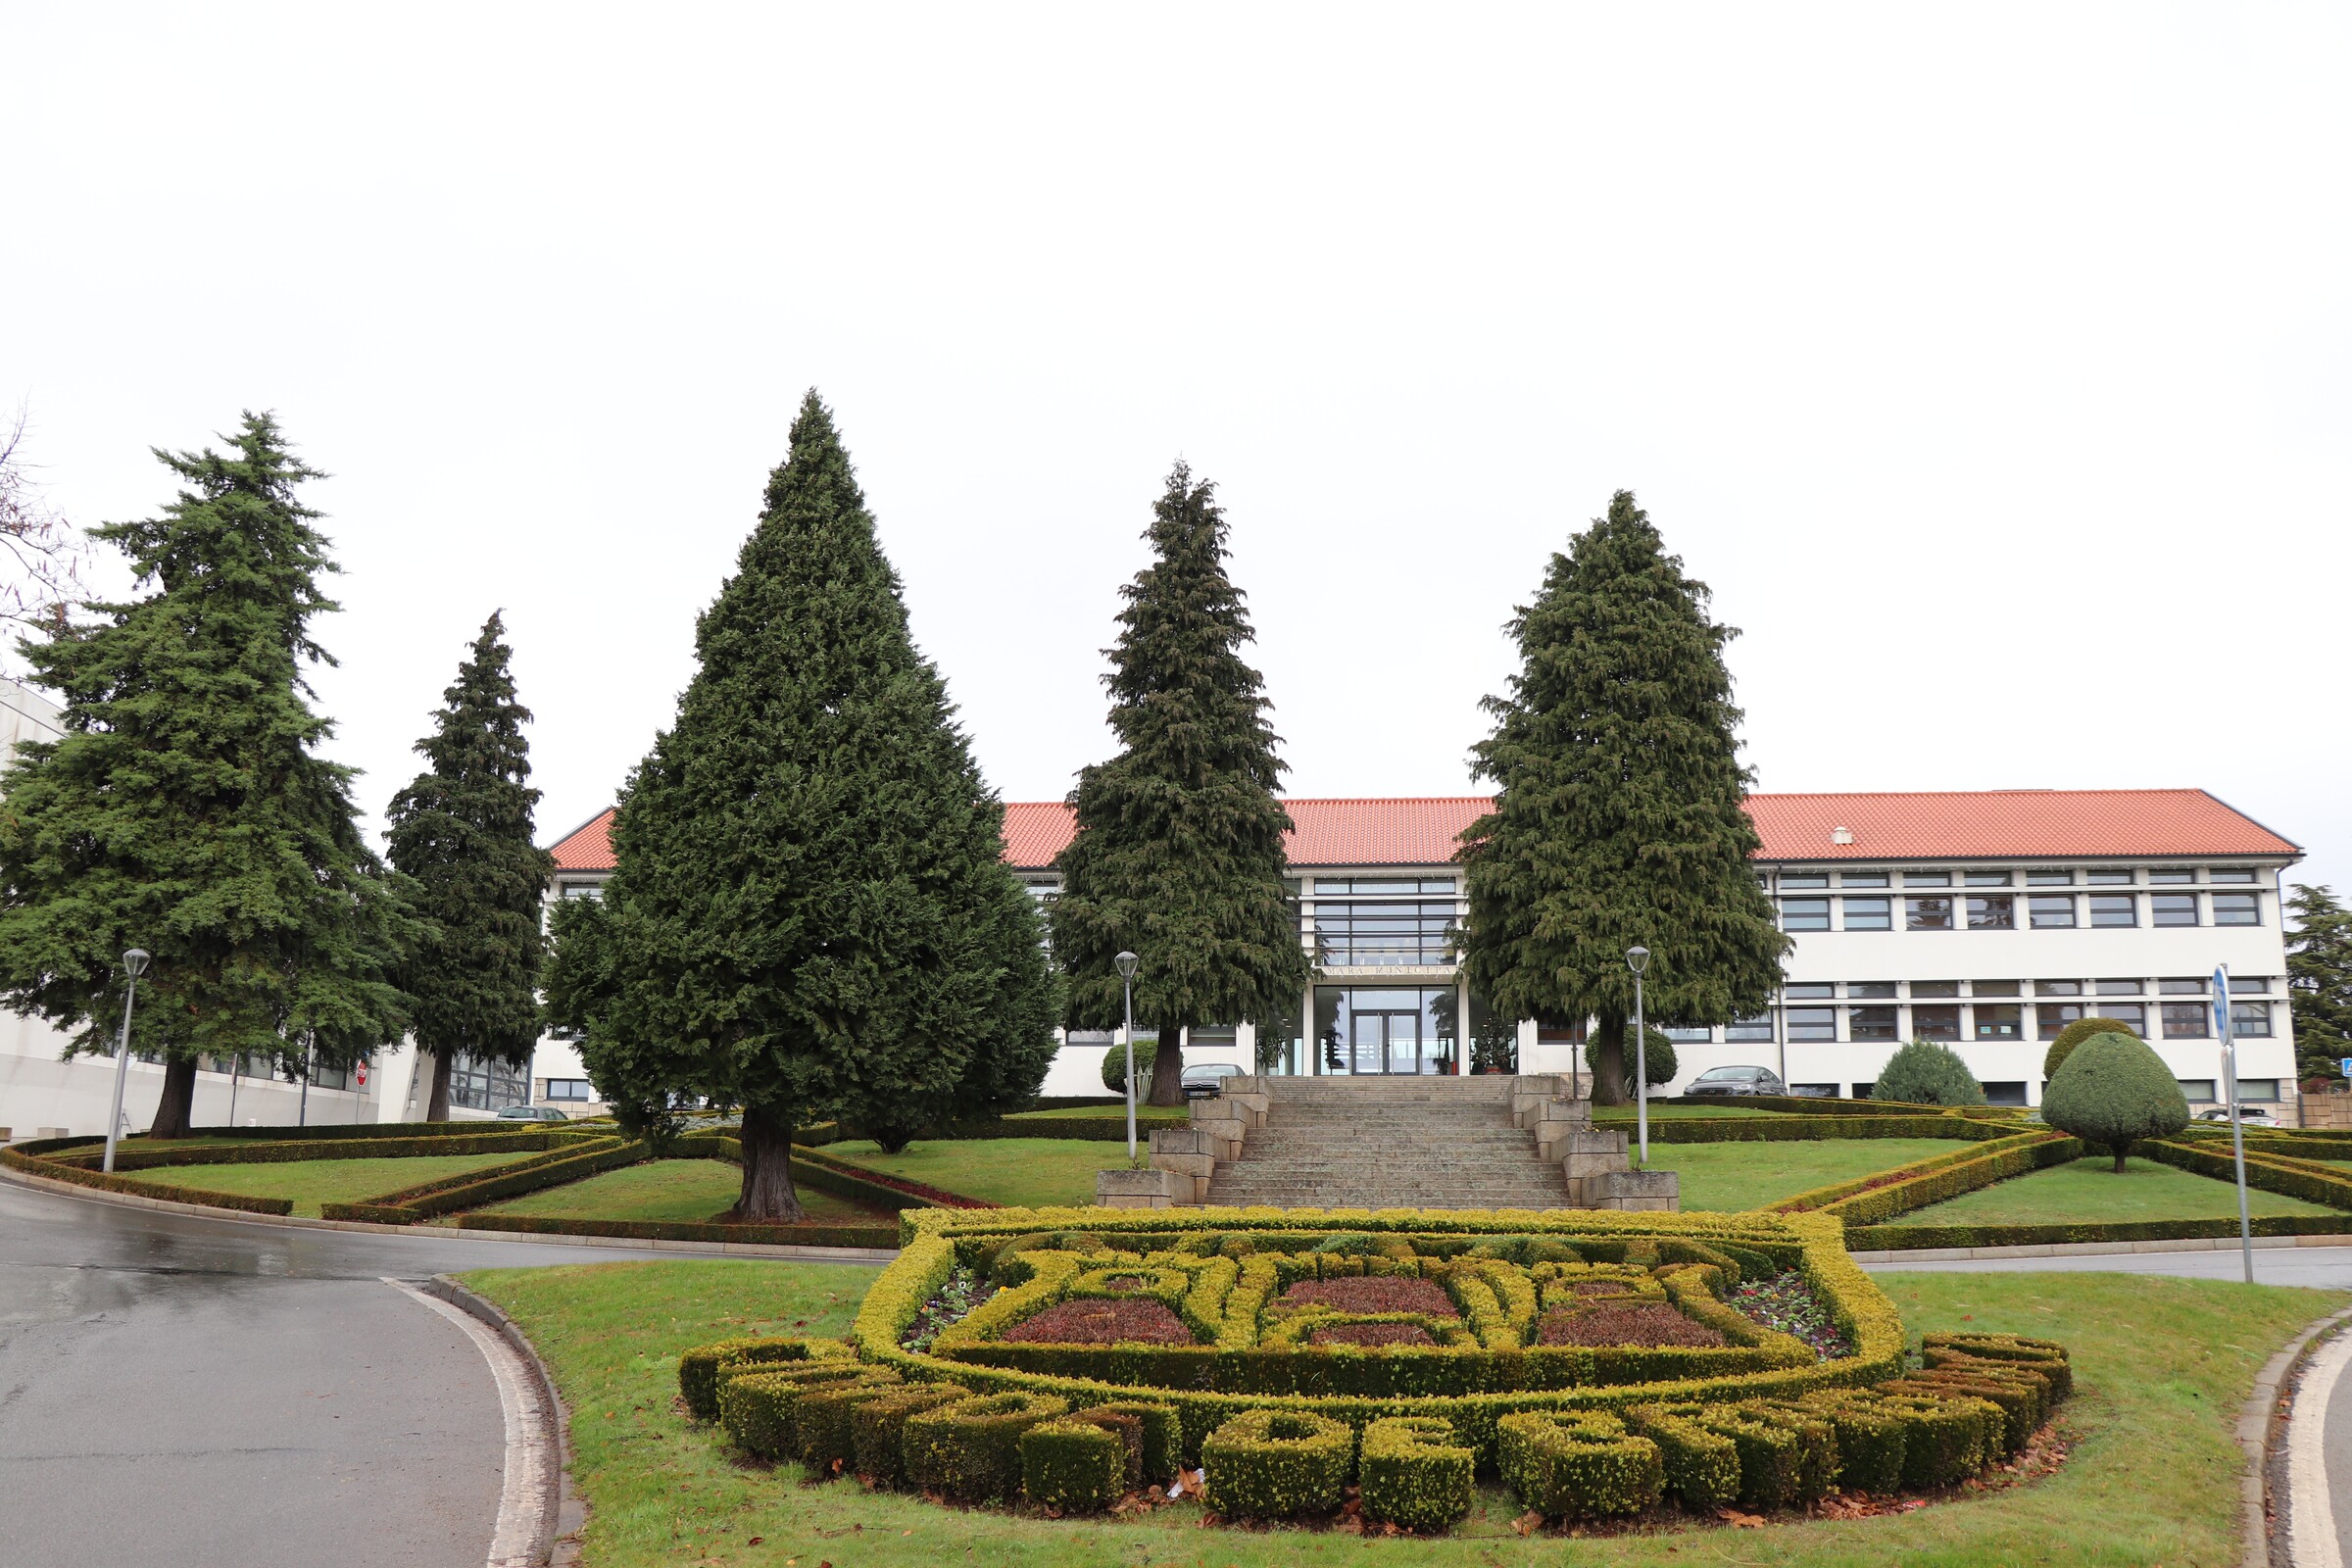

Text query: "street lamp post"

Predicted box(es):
[1116, 951, 1141, 1161]
[1627, 946, 1651, 1167]
[101, 949, 151, 1174]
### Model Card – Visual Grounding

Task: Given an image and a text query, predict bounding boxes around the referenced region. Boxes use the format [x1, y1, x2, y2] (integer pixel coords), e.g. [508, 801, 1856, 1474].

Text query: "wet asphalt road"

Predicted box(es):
[0, 1175, 699, 1568]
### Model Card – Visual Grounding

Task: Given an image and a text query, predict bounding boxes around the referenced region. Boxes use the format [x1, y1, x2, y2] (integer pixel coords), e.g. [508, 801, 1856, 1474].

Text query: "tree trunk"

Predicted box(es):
[1590, 1013, 1630, 1106]
[146, 1055, 199, 1138]
[736, 1102, 806, 1223]
[424, 1049, 455, 1123]
[2112, 1143, 2130, 1173]
[1146, 1033, 1186, 1107]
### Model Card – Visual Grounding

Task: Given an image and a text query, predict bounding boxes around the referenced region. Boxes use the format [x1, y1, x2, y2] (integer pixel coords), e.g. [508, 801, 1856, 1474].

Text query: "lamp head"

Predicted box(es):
[1626, 945, 1649, 976]
[1114, 951, 1140, 981]
[122, 948, 151, 979]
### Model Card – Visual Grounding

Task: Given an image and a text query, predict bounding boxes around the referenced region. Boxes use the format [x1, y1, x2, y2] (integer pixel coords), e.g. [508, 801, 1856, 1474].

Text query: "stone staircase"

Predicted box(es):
[1095, 1074, 1678, 1211]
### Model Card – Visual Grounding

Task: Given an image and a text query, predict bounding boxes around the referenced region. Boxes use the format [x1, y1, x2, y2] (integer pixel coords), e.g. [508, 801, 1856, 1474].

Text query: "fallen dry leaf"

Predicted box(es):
[1513, 1509, 1544, 1537]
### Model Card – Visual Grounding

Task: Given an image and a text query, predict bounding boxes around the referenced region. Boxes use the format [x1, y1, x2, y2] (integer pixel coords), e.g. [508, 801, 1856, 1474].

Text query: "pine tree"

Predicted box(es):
[542, 392, 1056, 1218]
[0, 414, 412, 1136]
[2287, 885, 2352, 1085]
[1050, 464, 1310, 1107]
[1461, 490, 1787, 1105]
[385, 612, 554, 1121]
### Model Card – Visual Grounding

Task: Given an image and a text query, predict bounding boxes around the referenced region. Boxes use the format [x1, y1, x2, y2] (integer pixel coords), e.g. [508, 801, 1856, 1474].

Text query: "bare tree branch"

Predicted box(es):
[0, 405, 90, 637]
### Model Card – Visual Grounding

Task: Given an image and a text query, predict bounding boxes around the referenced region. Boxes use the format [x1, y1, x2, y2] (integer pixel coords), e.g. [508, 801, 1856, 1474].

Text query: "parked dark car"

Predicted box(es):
[1181, 1063, 1242, 1099]
[495, 1103, 571, 1122]
[1681, 1065, 1787, 1098]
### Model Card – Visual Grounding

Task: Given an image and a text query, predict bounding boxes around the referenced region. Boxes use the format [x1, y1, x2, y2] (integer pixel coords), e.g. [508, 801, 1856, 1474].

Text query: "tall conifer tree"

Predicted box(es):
[2288, 884, 2352, 1084]
[543, 392, 1055, 1219]
[386, 612, 554, 1121]
[1051, 464, 1308, 1106]
[0, 414, 411, 1135]
[1460, 490, 1786, 1105]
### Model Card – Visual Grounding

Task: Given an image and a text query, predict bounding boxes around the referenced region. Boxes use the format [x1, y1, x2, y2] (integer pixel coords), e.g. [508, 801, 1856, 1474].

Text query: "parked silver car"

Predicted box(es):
[1681, 1064, 1788, 1099]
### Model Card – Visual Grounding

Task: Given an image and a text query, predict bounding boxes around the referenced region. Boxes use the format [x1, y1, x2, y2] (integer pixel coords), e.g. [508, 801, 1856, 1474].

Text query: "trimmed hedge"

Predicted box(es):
[1020, 1419, 1129, 1512]
[455, 1211, 900, 1250]
[719, 1363, 894, 1459]
[319, 1137, 646, 1222]
[0, 1146, 294, 1214]
[2147, 1138, 2352, 1209]
[1358, 1416, 1475, 1531]
[1496, 1409, 1664, 1519]
[1847, 1211, 2352, 1250]
[48, 1130, 561, 1170]
[904, 1391, 1072, 1501]
[1201, 1408, 1353, 1520]
[851, 1384, 968, 1486]
[946, 1114, 1190, 1143]
[1075, 1399, 1181, 1484]
[1781, 1133, 2084, 1225]
[181, 1119, 594, 1141]
[678, 1334, 854, 1421]
[796, 1375, 909, 1475]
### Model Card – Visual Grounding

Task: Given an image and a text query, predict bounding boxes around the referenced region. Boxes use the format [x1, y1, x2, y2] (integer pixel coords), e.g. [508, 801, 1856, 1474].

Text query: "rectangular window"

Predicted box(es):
[1842, 897, 1891, 931]
[2095, 1003, 2145, 1032]
[1314, 899, 1461, 966]
[2176, 1079, 2218, 1102]
[1847, 981, 1898, 1000]
[2027, 869, 2076, 886]
[449, 1053, 530, 1112]
[1983, 1081, 2029, 1107]
[2210, 867, 2258, 884]
[1662, 1025, 1713, 1044]
[2095, 978, 2142, 996]
[2029, 895, 2077, 928]
[2161, 1002, 2210, 1039]
[1965, 870, 2012, 887]
[1905, 870, 1952, 887]
[1912, 1004, 1962, 1042]
[1785, 982, 1837, 1000]
[2151, 894, 2199, 927]
[1907, 897, 1954, 931]
[1726, 1014, 1775, 1042]
[1789, 1083, 1840, 1099]
[2036, 1003, 2085, 1039]
[2036, 979, 2082, 996]
[560, 882, 604, 900]
[1911, 980, 1961, 998]
[1786, 1006, 1837, 1042]
[2158, 977, 2205, 995]
[544, 1078, 592, 1101]
[2214, 893, 2261, 926]
[1780, 870, 1830, 890]
[1974, 1004, 2024, 1041]
[2238, 1078, 2281, 1102]
[2088, 895, 2137, 928]
[1967, 896, 2016, 930]
[2230, 976, 2272, 994]
[1781, 898, 1831, 931]
[1971, 980, 2021, 996]
[2086, 869, 2135, 885]
[2230, 1002, 2274, 1038]
[1839, 870, 1889, 888]
[2149, 868, 2195, 885]
[1848, 1005, 1899, 1041]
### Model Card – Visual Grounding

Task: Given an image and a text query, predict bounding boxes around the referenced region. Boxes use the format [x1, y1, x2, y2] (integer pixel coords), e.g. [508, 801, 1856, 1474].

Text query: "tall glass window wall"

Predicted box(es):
[1313, 986, 1459, 1075]
[1311, 878, 1458, 967]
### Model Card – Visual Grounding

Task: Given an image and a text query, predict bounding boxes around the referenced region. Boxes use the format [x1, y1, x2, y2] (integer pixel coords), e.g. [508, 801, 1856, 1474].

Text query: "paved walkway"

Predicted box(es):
[0, 1174, 708, 1568]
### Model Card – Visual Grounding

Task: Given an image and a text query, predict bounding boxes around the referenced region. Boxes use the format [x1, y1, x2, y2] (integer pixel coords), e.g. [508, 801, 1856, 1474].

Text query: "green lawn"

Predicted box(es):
[1002, 1104, 1187, 1122]
[1635, 1137, 1963, 1211]
[465, 1256, 2341, 1568]
[823, 1138, 1133, 1207]
[1600, 1101, 1842, 1119]
[1903, 1155, 2344, 1224]
[137, 1152, 524, 1216]
[479, 1158, 893, 1226]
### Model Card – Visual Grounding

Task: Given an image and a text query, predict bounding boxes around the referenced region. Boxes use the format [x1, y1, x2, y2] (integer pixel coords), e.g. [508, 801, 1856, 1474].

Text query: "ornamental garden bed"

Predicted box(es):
[1897, 1154, 2342, 1227]
[84, 1151, 530, 1217]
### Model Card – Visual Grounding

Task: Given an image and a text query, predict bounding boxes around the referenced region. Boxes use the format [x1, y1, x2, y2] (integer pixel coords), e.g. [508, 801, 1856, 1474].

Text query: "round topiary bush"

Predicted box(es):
[1100, 1038, 1158, 1097]
[2043, 1016, 2137, 1082]
[1870, 1041, 1986, 1107]
[1587, 1029, 1678, 1092]
[2040, 1028, 2190, 1171]
[1201, 1408, 1352, 1520]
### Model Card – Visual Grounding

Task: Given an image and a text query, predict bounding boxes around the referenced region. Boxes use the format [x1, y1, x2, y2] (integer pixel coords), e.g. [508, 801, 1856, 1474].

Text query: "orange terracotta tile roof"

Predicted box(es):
[545, 789, 2298, 874]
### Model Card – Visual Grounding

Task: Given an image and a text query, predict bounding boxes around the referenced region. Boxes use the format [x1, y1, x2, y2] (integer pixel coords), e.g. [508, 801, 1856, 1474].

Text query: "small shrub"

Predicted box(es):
[1358, 1416, 1474, 1532]
[1101, 1039, 1158, 1097]
[1073, 1400, 1181, 1484]
[1588, 1028, 1677, 1089]
[1495, 1409, 1664, 1519]
[1200, 1408, 1352, 1520]
[677, 1336, 846, 1422]
[1622, 1403, 1741, 1512]
[1871, 1041, 1987, 1107]
[2044, 1016, 2137, 1081]
[716, 1364, 883, 1460]
[795, 1375, 907, 1475]
[1020, 1419, 1128, 1513]
[904, 1391, 1071, 1501]
[850, 1385, 967, 1486]
[2041, 1030, 2191, 1169]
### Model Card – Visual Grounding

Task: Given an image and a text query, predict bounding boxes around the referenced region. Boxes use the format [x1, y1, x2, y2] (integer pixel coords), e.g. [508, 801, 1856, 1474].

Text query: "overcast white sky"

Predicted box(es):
[6, 6, 2348, 898]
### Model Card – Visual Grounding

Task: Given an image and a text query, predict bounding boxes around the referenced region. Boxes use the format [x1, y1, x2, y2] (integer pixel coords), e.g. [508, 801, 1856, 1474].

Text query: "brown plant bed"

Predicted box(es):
[1566, 1278, 1642, 1297]
[1004, 1298, 1198, 1345]
[1536, 1303, 1727, 1348]
[1278, 1277, 1458, 1317]
[1307, 1322, 1438, 1348]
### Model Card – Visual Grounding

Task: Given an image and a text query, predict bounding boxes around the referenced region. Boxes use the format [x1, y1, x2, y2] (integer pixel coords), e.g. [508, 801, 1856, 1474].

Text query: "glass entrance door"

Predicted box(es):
[1348, 1010, 1422, 1074]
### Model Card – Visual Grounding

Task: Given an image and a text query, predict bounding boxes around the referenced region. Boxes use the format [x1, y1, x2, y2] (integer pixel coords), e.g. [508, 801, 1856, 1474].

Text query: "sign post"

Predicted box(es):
[2216, 965, 2253, 1284]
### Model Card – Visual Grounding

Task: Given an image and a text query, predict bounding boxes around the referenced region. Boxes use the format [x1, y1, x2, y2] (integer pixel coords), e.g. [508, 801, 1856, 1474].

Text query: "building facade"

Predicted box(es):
[536, 786, 2303, 1113]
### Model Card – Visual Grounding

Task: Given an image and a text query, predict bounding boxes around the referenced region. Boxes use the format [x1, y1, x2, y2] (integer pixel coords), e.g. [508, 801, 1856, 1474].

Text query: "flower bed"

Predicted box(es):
[1277, 1277, 1457, 1317]
[1311, 1322, 1438, 1347]
[1005, 1298, 1196, 1345]
[1538, 1303, 1728, 1348]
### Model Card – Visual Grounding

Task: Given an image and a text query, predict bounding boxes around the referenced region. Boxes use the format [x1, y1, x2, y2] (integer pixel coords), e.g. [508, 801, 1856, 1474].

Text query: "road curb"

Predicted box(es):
[0, 1160, 900, 1263]
[2242, 1302, 2352, 1567]
[429, 1275, 579, 1568]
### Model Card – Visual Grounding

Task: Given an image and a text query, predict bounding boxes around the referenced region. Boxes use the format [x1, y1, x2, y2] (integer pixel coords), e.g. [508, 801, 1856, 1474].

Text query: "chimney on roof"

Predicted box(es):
[1831, 825, 1854, 845]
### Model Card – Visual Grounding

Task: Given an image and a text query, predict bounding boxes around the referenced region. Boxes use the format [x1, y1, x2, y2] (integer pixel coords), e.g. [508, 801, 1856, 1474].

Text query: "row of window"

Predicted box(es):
[1663, 999, 2274, 1046]
[1799, 1078, 2282, 1106]
[1777, 977, 2275, 999]
[1780, 892, 2262, 931]
[1773, 867, 2262, 889]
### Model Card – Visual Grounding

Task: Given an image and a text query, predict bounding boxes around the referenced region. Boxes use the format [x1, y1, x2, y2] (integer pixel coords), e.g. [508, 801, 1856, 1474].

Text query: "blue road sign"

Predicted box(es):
[2214, 966, 2232, 1040]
